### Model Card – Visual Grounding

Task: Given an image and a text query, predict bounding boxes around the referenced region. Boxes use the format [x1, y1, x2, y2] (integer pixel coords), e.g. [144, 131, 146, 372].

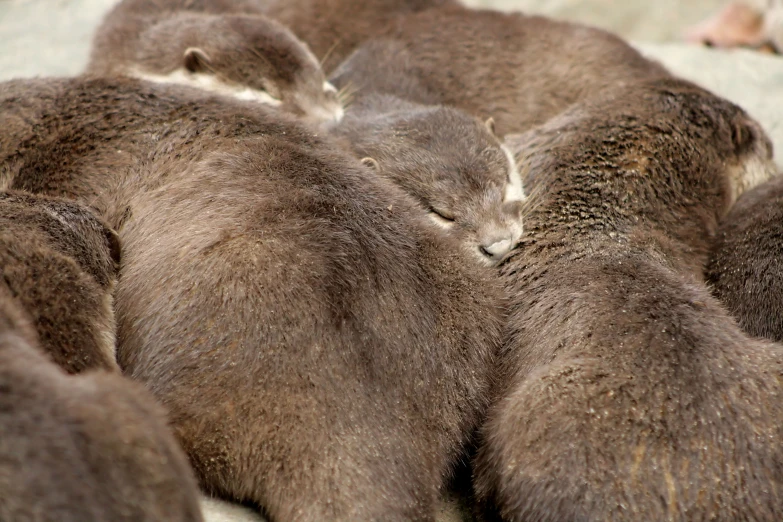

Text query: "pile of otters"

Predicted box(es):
[3, 0, 783, 521]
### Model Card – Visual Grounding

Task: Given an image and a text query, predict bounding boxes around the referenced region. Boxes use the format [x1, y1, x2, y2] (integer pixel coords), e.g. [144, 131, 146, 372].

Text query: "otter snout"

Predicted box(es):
[479, 238, 514, 261]
[473, 199, 524, 265]
[307, 103, 345, 127]
[292, 81, 345, 128]
[479, 236, 514, 262]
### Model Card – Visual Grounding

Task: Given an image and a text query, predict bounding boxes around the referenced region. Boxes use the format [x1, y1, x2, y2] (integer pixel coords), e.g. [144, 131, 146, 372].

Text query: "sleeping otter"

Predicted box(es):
[707, 172, 783, 342]
[0, 76, 504, 520]
[474, 77, 782, 521]
[0, 192, 202, 522]
[88, 0, 343, 125]
[331, 92, 524, 265]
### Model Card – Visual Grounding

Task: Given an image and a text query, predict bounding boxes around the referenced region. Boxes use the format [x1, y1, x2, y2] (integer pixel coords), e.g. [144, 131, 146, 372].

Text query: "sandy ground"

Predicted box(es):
[472, 0, 727, 41]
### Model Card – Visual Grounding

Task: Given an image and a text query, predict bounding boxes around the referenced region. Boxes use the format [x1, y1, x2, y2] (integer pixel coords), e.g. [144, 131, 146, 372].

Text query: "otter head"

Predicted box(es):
[354, 106, 525, 266]
[504, 77, 776, 249]
[618, 78, 776, 212]
[133, 13, 343, 126]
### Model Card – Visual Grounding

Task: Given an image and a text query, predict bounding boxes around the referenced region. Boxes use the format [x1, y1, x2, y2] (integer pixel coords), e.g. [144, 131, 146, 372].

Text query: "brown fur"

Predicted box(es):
[474, 77, 783, 521]
[0, 76, 301, 229]
[88, 0, 342, 124]
[0, 196, 203, 522]
[707, 173, 783, 342]
[324, 5, 669, 136]
[0, 76, 504, 520]
[0, 191, 120, 373]
[115, 104, 503, 522]
[257, 0, 456, 73]
[331, 91, 524, 265]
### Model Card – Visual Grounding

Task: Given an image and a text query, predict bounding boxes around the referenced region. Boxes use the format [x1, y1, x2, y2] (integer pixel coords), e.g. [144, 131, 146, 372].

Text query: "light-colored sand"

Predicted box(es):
[469, 0, 727, 41]
[0, 0, 115, 78]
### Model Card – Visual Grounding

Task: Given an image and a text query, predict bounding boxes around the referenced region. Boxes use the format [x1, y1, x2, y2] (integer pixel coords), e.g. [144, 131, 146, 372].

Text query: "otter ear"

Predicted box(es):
[361, 157, 380, 170]
[183, 47, 212, 73]
[730, 119, 756, 155]
[485, 117, 496, 135]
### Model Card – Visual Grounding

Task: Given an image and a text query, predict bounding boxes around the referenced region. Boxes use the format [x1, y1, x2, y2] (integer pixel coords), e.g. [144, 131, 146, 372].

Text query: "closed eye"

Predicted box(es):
[428, 206, 456, 226]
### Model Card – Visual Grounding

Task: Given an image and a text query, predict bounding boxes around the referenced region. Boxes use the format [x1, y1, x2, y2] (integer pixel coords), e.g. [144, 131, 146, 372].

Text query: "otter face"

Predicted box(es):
[359, 109, 525, 266]
[133, 14, 344, 125]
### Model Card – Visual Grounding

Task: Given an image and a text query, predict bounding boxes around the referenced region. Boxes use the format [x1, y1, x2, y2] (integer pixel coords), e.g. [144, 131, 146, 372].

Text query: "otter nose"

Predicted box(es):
[479, 237, 513, 262]
[306, 104, 344, 128]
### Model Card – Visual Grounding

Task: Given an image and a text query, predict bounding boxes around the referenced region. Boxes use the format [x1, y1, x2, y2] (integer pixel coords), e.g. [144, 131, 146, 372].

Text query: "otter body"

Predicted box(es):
[1, 76, 503, 520]
[0, 192, 120, 373]
[88, 0, 343, 124]
[0, 76, 300, 228]
[329, 6, 669, 136]
[115, 97, 502, 521]
[332, 91, 524, 265]
[707, 173, 783, 342]
[257, 0, 456, 72]
[474, 78, 782, 521]
[267, 2, 669, 135]
[0, 192, 202, 522]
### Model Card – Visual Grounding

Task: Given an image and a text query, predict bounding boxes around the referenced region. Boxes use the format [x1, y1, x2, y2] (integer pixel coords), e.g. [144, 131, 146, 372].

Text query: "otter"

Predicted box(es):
[256, 0, 457, 73]
[331, 91, 524, 266]
[1, 76, 504, 520]
[266, 3, 670, 135]
[706, 173, 783, 342]
[472, 77, 783, 521]
[115, 97, 503, 522]
[0, 191, 120, 373]
[0, 193, 203, 522]
[88, 0, 343, 125]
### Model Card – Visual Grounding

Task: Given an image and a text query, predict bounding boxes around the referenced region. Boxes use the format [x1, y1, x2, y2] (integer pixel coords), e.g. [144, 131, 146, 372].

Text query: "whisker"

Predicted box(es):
[319, 39, 342, 68]
[337, 82, 359, 110]
[247, 45, 265, 62]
